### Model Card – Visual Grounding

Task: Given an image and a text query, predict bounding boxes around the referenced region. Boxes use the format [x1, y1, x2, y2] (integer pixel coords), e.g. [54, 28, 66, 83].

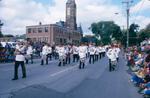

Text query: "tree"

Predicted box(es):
[90, 21, 122, 45]
[128, 23, 139, 46]
[139, 23, 150, 42]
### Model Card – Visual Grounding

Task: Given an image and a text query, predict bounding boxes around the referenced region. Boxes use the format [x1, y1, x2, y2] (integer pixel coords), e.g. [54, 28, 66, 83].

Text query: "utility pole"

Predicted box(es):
[122, 0, 133, 48]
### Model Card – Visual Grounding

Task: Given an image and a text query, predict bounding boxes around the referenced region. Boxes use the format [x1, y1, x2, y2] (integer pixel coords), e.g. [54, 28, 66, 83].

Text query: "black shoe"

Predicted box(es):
[12, 78, 18, 80]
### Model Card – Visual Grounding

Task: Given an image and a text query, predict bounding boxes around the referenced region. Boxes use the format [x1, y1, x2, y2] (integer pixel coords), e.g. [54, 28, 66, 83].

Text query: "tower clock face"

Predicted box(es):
[67, 8, 71, 16]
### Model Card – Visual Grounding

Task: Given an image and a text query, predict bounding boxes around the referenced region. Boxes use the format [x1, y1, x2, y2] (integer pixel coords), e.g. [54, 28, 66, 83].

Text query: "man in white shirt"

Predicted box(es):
[95, 46, 99, 61]
[65, 45, 72, 64]
[114, 45, 121, 62]
[89, 44, 96, 64]
[57, 44, 66, 66]
[12, 42, 26, 80]
[101, 46, 106, 57]
[73, 45, 79, 62]
[78, 43, 87, 69]
[25, 44, 33, 64]
[41, 43, 48, 65]
[106, 44, 118, 71]
[98, 46, 102, 59]
[47, 44, 52, 61]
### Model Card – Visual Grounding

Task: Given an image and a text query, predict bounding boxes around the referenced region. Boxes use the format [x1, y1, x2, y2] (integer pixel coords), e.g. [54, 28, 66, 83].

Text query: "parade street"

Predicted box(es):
[0, 55, 143, 98]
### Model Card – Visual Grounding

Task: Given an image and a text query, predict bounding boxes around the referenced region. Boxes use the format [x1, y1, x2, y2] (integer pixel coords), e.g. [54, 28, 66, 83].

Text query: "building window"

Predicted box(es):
[33, 28, 36, 33]
[45, 27, 49, 33]
[64, 39, 66, 44]
[28, 28, 31, 33]
[38, 38, 41, 42]
[38, 28, 42, 33]
[60, 38, 62, 43]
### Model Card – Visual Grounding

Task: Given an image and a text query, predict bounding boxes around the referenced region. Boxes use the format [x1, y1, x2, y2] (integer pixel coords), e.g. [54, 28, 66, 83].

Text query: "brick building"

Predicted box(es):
[26, 0, 83, 45]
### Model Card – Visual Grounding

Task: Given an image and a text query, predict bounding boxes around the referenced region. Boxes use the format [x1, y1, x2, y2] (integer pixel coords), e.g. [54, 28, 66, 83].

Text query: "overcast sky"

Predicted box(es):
[0, 0, 150, 35]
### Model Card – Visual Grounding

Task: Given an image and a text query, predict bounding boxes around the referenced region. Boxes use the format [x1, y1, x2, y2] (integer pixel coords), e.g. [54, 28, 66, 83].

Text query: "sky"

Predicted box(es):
[0, 0, 150, 35]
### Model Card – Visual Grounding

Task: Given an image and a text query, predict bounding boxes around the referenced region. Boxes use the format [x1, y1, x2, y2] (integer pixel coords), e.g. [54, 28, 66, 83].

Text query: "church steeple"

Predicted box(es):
[66, 0, 75, 4]
[66, 0, 77, 31]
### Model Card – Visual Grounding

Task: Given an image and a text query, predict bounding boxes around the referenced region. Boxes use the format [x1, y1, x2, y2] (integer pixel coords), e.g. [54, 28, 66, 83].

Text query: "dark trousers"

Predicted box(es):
[102, 52, 105, 57]
[73, 54, 79, 62]
[117, 57, 119, 62]
[95, 54, 99, 61]
[47, 53, 52, 61]
[66, 55, 71, 64]
[109, 59, 112, 71]
[26, 54, 33, 64]
[89, 55, 95, 64]
[109, 59, 116, 71]
[58, 59, 65, 66]
[13, 61, 26, 79]
[99, 53, 102, 59]
[79, 61, 85, 69]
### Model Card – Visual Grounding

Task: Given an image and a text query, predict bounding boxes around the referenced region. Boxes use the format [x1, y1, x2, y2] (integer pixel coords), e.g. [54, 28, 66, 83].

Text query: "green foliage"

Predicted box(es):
[129, 23, 139, 46]
[90, 21, 123, 45]
[138, 23, 150, 42]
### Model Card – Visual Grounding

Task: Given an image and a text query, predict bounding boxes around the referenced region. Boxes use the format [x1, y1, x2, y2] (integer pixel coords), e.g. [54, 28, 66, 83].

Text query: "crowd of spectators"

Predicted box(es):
[126, 39, 150, 98]
[0, 42, 15, 63]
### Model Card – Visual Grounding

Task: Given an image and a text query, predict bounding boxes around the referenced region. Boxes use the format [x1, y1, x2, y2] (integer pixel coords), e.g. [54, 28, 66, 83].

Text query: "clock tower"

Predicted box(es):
[66, 0, 77, 31]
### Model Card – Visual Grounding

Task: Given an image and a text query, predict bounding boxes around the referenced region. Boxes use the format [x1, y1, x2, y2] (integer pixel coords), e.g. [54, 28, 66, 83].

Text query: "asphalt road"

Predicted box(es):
[0, 55, 143, 98]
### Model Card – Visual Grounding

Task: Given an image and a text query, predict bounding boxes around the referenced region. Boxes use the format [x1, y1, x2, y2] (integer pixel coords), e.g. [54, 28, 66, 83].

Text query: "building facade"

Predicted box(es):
[26, 0, 82, 45]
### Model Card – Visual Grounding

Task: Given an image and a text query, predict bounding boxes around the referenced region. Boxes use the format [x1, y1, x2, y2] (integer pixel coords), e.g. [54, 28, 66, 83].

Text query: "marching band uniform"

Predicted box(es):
[12, 44, 26, 80]
[101, 46, 106, 57]
[25, 44, 33, 64]
[47, 45, 52, 61]
[106, 47, 117, 71]
[114, 46, 121, 62]
[41, 44, 49, 65]
[57, 45, 66, 66]
[65, 46, 72, 64]
[73, 46, 79, 62]
[98, 46, 102, 59]
[78, 45, 87, 69]
[95, 47, 99, 61]
[89, 45, 96, 64]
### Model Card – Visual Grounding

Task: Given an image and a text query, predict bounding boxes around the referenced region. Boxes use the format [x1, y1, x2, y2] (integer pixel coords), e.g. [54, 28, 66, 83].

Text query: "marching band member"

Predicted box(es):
[78, 43, 87, 69]
[73, 45, 79, 62]
[57, 44, 66, 66]
[47, 44, 52, 61]
[101, 46, 106, 57]
[89, 44, 96, 64]
[95, 46, 99, 61]
[98, 45, 102, 59]
[41, 43, 48, 65]
[106, 44, 118, 71]
[25, 43, 33, 64]
[65, 45, 72, 64]
[12, 42, 26, 80]
[114, 45, 121, 62]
